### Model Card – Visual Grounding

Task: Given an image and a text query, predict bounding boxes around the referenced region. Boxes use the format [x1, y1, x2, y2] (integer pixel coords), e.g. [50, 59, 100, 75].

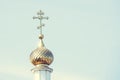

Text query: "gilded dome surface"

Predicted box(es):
[30, 47, 54, 66]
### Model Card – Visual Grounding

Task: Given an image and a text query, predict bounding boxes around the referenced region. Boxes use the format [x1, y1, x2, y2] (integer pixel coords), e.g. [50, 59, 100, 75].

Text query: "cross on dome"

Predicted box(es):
[33, 10, 49, 34]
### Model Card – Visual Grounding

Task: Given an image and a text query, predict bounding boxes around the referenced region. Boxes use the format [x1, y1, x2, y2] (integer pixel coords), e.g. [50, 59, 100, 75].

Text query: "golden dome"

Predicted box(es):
[30, 39, 54, 66]
[30, 47, 54, 66]
[30, 10, 54, 66]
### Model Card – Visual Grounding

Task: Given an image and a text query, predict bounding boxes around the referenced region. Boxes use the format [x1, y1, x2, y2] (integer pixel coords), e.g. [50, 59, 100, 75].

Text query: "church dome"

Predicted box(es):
[30, 47, 54, 66]
[30, 10, 54, 66]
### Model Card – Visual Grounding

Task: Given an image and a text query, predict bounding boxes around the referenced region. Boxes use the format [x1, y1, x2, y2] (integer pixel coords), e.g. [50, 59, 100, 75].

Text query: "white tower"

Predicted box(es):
[30, 10, 54, 80]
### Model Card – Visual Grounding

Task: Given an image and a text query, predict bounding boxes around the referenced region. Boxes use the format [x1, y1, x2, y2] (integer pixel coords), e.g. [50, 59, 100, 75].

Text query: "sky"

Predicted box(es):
[0, 0, 120, 80]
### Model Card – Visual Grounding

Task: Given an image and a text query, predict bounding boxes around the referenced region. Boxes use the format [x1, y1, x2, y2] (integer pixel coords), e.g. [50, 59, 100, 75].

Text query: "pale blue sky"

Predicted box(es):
[0, 0, 120, 80]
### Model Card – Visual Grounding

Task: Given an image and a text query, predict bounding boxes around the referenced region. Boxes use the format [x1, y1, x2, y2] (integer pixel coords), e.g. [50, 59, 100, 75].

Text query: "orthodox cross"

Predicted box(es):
[33, 10, 49, 34]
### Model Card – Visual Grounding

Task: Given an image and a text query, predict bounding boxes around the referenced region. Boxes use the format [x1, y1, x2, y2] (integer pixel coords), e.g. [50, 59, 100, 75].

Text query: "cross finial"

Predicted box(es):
[33, 10, 49, 34]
